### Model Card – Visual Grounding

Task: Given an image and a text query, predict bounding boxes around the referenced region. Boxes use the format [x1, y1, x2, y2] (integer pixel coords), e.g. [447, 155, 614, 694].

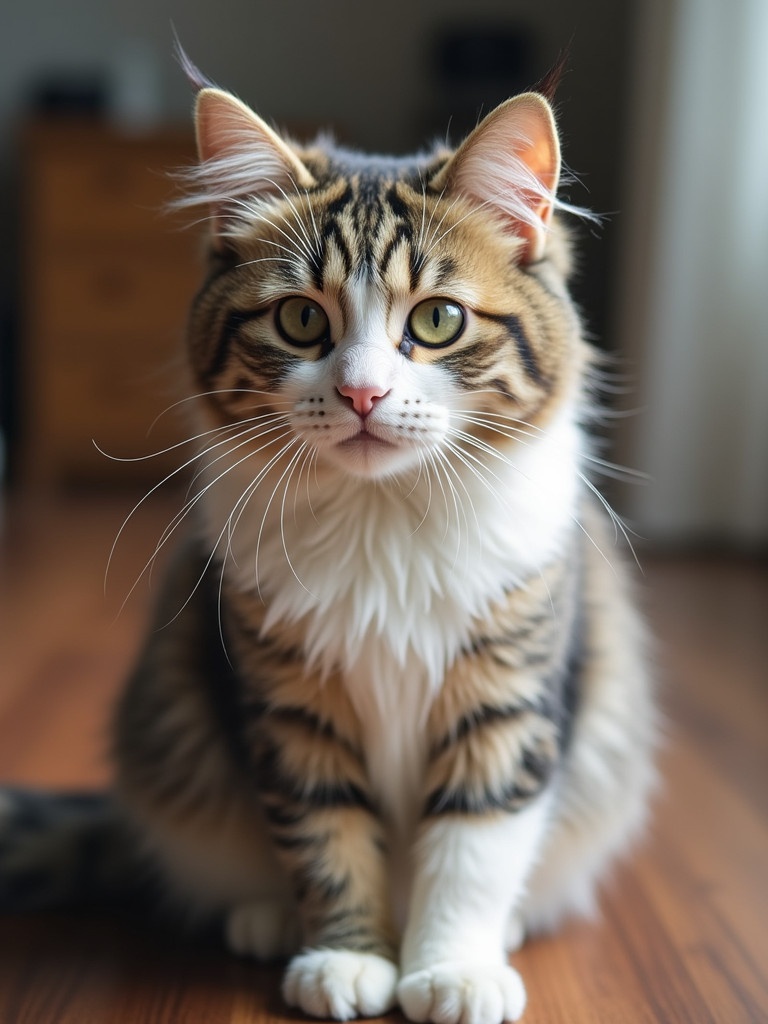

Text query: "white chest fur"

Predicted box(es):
[200, 407, 581, 821]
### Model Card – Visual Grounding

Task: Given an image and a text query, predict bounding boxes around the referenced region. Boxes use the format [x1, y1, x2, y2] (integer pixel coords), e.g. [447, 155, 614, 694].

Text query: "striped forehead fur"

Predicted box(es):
[174, 139, 593, 253]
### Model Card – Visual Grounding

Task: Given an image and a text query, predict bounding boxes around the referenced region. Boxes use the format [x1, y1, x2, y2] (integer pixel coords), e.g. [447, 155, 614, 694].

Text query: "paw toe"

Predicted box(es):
[398, 963, 526, 1024]
[283, 949, 398, 1020]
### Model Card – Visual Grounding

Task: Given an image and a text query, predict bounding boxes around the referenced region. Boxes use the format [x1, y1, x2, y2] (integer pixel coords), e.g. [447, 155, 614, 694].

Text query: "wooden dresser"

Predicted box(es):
[21, 119, 203, 487]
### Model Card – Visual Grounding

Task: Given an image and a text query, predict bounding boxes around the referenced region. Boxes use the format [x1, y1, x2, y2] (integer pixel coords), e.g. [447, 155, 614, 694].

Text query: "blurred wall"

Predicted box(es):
[5, 2, 764, 544]
[1, 0, 630, 151]
[616, 0, 768, 545]
[0, 2, 634, 468]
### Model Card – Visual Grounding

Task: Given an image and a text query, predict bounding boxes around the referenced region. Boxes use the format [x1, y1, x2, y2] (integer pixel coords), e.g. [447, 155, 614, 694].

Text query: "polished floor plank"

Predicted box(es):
[0, 493, 766, 1023]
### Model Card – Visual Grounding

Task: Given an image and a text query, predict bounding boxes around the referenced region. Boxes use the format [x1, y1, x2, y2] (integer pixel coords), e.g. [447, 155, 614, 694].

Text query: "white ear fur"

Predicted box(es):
[434, 94, 561, 263]
[181, 88, 315, 245]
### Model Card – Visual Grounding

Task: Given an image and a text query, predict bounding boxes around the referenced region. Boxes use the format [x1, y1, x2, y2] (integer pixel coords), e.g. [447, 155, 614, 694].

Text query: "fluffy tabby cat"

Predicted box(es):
[0, 66, 656, 1024]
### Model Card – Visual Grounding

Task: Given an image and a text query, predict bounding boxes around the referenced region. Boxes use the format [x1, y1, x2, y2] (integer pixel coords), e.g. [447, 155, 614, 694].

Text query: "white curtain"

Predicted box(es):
[617, 0, 768, 544]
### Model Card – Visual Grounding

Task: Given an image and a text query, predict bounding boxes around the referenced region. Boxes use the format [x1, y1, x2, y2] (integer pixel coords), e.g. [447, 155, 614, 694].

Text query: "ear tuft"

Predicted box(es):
[531, 44, 572, 104]
[172, 36, 215, 93]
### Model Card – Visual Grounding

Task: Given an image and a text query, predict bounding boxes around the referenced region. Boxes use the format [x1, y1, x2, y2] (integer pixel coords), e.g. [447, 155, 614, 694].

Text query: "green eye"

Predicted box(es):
[408, 299, 465, 348]
[277, 297, 329, 347]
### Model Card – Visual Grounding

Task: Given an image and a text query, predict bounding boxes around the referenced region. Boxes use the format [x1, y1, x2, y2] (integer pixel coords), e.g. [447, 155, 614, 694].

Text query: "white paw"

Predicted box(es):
[398, 962, 526, 1024]
[226, 899, 301, 960]
[283, 948, 399, 1020]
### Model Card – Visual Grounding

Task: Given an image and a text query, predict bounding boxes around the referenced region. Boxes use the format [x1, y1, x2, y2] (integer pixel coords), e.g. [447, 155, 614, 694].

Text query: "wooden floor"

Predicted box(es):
[0, 491, 766, 1023]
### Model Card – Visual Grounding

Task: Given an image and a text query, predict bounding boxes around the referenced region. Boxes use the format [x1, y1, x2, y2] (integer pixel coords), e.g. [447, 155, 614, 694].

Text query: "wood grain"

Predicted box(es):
[20, 122, 200, 487]
[0, 493, 766, 1023]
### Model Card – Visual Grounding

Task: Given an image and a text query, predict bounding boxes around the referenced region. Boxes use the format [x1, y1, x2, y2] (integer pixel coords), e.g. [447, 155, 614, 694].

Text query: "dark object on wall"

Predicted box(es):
[428, 25, 535, 141]
[28, 73, 108, 118]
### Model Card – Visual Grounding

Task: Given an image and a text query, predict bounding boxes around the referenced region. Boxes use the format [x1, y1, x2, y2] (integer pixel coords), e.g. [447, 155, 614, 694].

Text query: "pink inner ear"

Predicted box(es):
[186, 90, 315, 248]
[195, 94, 239, 166]
[196, 92, 264, 167]
[449, 96, 561, 263]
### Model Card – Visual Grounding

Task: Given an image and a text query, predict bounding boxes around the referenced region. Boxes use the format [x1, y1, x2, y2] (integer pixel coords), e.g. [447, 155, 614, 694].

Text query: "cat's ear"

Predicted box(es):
[432, 94, 561, 263]
[192, 88, 315, 247]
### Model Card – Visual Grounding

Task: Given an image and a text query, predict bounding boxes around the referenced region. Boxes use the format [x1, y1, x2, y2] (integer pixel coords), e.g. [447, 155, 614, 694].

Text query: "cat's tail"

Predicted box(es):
[0, 786, 149, 911]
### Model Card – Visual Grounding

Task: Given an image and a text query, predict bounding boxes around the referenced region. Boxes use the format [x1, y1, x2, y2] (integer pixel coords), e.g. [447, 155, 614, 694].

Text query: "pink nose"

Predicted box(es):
[337, 384, 390, 417]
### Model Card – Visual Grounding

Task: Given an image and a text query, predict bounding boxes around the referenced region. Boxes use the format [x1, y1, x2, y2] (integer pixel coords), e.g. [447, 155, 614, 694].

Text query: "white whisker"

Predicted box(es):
[104, 414, 275, 596]
[245, 237, 309, 266]
[293, 442, 316, 526]
[423, 196, 497, 260]
[145, 415, 290, 586]
[250, 211, 313, 268]
[455, 405, 649, 484]
[234, 255, 304, 272]
[416, 173, 428, 254]
[422, 191, 466, 259]
[442, 435, 509, 510]
[418, 184, 448, 264]
[302, 189, 323, 260]
[146, 387, 291, 435]
[162, 430, 300, 626]
[446, 426, 621, 576]
[425, 448, 452, 544]
[403, 457, 424, 501]
[278, 441, 317, 597]
[262, 179, 320, 263]
[119, 423, 293, 616]
[432, 443, 476, 570]
[409, 454, 432, 537]
[185, 415, 290, 496]
[250, 438, 306, 600]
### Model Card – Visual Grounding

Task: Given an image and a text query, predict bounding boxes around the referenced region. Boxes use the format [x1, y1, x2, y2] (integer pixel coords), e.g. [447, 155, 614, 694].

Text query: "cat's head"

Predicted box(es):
[180, 82, 589, 483]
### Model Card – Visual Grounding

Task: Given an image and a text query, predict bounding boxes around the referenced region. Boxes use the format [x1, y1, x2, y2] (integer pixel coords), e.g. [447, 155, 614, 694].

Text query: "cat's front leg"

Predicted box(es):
[226, 795, 399, 1019]
[216, 597, 400, 1019]
[275, 801, 399, 1020]
[398, 799, 549, 1024]
[397, 576, 570, 1024]
[235, 718, 399, 1022]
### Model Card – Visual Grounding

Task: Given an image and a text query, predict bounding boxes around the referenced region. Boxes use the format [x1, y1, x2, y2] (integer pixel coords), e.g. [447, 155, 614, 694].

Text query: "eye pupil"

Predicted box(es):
[407, 298, 465, 348]
[277, 297, 329, 347]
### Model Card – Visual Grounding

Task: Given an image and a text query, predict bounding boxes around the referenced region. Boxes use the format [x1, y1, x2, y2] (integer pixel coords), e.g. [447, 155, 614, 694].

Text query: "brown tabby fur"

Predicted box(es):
[0, 74, 656, 1024]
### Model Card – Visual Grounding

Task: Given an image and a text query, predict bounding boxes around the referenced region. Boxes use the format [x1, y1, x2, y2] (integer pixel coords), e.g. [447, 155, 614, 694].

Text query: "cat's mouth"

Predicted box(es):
[337, 429, 395, 451]
[328, 424, 420, 479]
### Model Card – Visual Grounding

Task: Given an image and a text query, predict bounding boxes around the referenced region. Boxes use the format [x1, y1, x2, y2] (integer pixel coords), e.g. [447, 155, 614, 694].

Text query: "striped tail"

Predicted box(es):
[0, 787, 145, 910]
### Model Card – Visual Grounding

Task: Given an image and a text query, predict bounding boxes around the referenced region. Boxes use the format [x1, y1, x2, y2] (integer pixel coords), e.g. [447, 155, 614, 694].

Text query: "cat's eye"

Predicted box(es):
[408, 299, 465, 348]
[276, 297, 329, 347]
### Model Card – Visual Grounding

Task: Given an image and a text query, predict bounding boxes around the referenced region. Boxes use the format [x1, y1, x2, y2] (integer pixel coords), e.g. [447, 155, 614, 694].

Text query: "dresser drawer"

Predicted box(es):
[21, 121, 205, 487]
[26, 126, 196, 242]
[35, 245, 199, 341]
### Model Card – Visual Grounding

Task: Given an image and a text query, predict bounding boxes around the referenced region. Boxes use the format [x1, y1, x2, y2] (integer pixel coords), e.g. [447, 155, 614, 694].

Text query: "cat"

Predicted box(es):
[0, 63, 656, 1024]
